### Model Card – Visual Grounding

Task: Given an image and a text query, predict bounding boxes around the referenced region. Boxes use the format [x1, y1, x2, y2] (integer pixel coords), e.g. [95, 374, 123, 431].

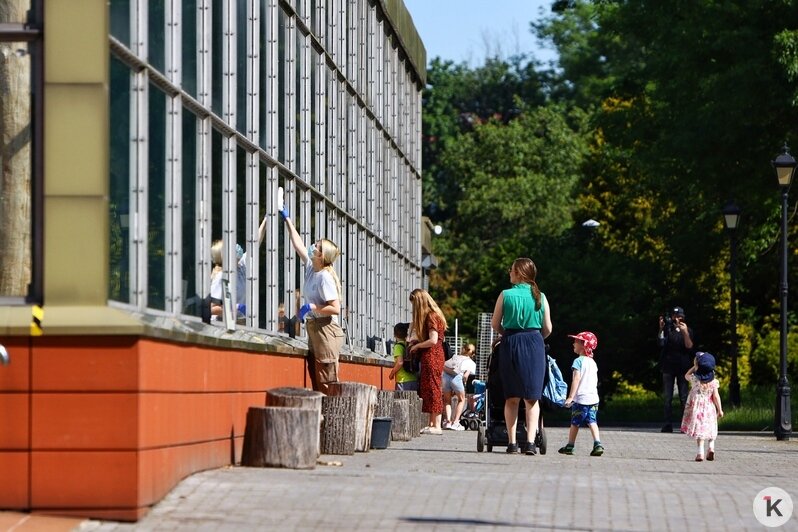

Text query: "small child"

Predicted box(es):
[681, 352, 724, 461]
[558, 331, 603, 457]
[388, 323, 418, 391]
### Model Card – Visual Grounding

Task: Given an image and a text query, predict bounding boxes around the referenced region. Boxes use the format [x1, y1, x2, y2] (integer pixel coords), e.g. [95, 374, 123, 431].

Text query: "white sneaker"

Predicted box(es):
[451, 422, 465, 431]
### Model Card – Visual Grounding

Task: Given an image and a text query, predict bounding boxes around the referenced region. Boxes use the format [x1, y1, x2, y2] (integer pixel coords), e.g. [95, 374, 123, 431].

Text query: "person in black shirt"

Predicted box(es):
[658, 306, 694, 433]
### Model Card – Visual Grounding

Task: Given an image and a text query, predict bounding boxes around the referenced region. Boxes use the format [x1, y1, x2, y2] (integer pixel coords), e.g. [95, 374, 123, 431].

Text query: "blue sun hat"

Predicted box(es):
[695, 352, 716, 383]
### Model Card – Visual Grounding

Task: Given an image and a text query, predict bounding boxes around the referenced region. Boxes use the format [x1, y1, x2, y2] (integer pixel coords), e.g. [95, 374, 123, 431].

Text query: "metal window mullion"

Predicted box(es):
[165, 94, 183, 313]
[196, 117, 212, 303]
[197, 0, 212, 109]
[356, 107, 365, 221]
[224, 0, 236, 128]
[246, 151, 259, 326]
[222, 135, 237, 324]
[314, 50, 326, 192]
[247, 0, 260, 144]
[375, 26, 383, 123]
[314, 0, 325, 48]
[265, 164, 279, 330]
[284, 12, 296, 172]
[326, 69, 336, 201]
[265, 0, 278, 157]
[129, 71, 148, 309]
[299, 28, 311, 183]
[246, 0, 261, 327]
[165, 0, 183, 314]
[131, 0, 148, 59]
[338, 0, 346, 73]
[283, 176, 296, 332]
[337, 84, 346, 205]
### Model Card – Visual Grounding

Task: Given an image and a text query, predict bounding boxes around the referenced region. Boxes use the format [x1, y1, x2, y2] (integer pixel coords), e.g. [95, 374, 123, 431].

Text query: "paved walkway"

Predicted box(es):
[64, 426, 798, 531]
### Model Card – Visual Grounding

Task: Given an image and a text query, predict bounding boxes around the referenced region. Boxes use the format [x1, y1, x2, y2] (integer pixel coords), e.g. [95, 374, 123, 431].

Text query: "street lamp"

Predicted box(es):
[772, 144, 796, 441]
[722, 201, 741, 407]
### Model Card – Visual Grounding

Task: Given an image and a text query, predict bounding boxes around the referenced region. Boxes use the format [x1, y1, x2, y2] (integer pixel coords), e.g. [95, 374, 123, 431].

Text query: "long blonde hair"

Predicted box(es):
[409, 288, 447, 341]
[318, 239, 342, 300]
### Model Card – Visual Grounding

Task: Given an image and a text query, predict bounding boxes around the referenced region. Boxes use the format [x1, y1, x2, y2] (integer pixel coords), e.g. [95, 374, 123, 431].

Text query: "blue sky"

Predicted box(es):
[402, 0, 557, 67]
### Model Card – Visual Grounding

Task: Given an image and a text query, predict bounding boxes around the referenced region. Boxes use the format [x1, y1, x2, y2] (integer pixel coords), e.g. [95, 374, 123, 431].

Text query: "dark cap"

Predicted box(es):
[671, 306, 685, 317]
[694, 352, 716, 383]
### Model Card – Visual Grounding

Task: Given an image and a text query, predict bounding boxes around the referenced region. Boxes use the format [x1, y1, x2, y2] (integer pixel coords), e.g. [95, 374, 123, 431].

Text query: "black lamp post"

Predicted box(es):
[772, 144, 796, 441]
[722, 201, 741, 407]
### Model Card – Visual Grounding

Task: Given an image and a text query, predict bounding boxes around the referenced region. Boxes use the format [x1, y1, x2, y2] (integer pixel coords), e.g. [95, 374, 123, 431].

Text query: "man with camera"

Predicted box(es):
[658, 306, 694, 433]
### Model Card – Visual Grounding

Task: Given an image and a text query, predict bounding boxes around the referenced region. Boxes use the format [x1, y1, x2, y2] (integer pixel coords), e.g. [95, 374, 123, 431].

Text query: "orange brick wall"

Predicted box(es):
[0, 335, 389, 521]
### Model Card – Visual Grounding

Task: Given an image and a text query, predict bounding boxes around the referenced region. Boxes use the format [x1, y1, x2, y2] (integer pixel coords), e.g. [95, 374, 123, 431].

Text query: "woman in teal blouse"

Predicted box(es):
[491, 257, 553, 454]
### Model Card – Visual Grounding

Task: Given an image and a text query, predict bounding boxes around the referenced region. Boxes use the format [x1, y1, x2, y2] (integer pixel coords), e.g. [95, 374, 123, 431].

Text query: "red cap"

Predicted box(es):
[568, 331, 598, 357]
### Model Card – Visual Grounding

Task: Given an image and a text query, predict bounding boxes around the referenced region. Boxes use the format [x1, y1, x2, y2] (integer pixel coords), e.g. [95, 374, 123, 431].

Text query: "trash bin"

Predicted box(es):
[370, 416, 392, 449]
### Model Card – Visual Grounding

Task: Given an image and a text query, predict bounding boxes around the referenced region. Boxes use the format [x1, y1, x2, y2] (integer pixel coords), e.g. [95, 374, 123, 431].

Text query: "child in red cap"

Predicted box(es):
[558, 331, 603, 456]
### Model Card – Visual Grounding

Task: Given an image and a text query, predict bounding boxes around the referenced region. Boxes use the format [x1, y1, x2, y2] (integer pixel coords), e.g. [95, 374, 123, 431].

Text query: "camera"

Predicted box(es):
[663, 313, 676, 333]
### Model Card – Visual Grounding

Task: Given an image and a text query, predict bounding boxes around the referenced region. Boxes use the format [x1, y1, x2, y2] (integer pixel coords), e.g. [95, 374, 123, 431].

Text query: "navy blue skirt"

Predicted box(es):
[498, 329, 545, 399]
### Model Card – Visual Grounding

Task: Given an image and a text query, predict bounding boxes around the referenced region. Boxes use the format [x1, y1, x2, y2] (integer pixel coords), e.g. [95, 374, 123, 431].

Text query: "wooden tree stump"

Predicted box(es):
[391, 398, 412, 441]
[320, 395, 357, 455]
[394, 391, 424, 437]
[376, 390, 394, 418]
[240, 406, 317, 469]
[326, 382, 377, 452]
[266, 387, 324, 457]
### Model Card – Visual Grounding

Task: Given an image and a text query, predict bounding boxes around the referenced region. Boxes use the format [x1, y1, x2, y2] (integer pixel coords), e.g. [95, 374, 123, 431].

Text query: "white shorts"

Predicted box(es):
[442, 372, 465, 394]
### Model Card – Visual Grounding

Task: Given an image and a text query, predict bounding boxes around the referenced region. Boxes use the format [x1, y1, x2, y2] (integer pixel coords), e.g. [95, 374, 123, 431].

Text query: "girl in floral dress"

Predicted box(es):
[680, 352, 725, 461]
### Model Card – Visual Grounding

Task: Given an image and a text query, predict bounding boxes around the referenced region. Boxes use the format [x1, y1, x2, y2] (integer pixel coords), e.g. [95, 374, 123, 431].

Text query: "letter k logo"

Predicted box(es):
[764, 495, 783, 517]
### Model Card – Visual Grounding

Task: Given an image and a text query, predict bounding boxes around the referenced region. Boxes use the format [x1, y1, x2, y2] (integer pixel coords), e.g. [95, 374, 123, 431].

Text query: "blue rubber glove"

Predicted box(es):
[298, 303, 312, 323]
[236, 303, 246, 316]
[279, 207, 290, 220]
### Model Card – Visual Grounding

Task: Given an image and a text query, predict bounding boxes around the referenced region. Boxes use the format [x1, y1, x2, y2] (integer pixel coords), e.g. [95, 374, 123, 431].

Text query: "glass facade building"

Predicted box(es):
[0, 0, 425, 521]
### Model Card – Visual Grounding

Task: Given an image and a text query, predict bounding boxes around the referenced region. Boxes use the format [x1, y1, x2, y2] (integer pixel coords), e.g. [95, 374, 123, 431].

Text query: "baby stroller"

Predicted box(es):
[460, 379, 486, 431]
[477, 339, 547, 453]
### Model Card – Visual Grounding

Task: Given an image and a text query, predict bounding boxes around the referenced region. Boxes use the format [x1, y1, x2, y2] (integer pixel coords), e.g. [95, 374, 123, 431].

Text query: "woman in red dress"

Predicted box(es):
[408, 289, 447, 434]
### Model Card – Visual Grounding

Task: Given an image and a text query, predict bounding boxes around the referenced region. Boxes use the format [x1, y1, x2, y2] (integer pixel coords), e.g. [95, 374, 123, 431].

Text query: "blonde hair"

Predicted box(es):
[210, 239, 224, 276]
[318, 239, 342, 300]
[409, 288, 447, 341]
[461, 343, 476, 358]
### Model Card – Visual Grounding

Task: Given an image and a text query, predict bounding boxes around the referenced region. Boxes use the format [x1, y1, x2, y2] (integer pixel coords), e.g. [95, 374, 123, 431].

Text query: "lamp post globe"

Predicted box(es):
[772, 144, 796, 441]
[722, 201, 741, 407]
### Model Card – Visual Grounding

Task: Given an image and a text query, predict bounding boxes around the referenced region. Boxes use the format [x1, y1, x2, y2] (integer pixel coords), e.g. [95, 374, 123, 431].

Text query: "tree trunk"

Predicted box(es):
[319, 395, 356, 455]
[326, 382, 377, 452]
[240, 406, 318, 469]
[0, 0, 32, 296]
[390, 398, 412, 441]
[265, 387, 324, 457]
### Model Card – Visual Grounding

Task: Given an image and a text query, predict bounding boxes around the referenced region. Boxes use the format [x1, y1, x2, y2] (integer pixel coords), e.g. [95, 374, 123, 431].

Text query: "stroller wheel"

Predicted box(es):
[536, 428, 547, 455]
[477, 425, 486, 452]
[468, 419, 479, 431]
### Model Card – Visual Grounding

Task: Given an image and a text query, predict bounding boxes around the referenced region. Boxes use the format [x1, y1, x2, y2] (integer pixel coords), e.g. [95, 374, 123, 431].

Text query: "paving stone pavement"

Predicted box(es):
[74, 426, 798, 531]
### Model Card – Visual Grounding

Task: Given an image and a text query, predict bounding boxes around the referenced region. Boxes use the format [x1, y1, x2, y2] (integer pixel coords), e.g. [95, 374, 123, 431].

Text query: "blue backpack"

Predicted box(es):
[542, 355, 568, 409]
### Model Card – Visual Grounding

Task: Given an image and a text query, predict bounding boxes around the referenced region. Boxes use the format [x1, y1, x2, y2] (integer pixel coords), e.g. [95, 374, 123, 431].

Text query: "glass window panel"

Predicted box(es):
[210, 127, 223, 252]
[0, 1, 29, 23]
[148, 2, 165, 74]
[0, 41, 31, 298]
[109, 0, 130, 47]
[181, 109, 200, 317]
[182, 0, 198, 97]
[109, 55, 132, 303]
[148, 83, 167, 311]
